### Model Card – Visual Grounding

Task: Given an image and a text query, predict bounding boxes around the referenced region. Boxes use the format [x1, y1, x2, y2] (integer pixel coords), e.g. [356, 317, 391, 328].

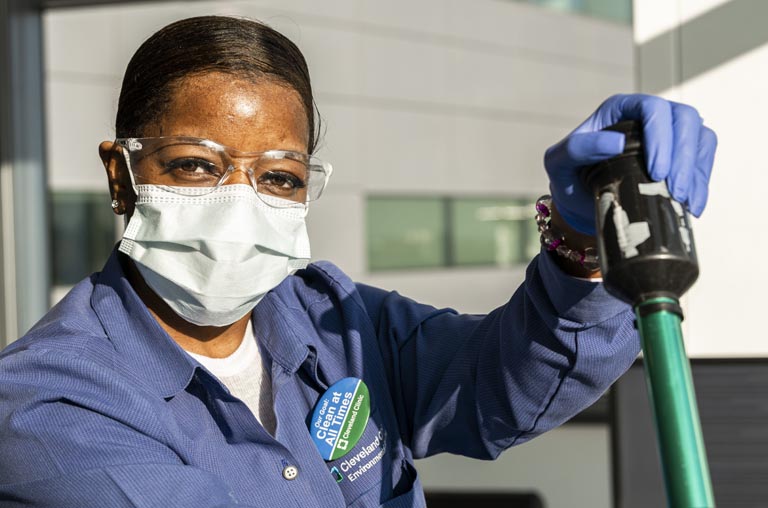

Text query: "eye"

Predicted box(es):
[165, 158, 222, 176]
[258, 170, 306, 195]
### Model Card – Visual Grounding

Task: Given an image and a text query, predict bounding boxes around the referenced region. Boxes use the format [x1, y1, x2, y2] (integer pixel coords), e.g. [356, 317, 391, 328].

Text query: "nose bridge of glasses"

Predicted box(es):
[222, 162, 258, 188]
[223, 151, 281, 186]
[229, 152, 264, 168]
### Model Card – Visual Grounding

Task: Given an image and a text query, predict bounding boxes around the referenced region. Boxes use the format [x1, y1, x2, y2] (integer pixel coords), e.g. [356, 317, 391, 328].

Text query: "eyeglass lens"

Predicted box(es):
[125, 139, 328, 204]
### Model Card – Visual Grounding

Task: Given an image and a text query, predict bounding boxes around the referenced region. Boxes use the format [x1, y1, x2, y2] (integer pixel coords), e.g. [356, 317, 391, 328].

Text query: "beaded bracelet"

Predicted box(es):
[535, 195, 601, 271]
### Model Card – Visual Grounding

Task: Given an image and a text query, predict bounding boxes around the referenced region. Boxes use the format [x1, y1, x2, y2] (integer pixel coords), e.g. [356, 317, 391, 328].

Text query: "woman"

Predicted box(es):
[0, 15, 716, 508]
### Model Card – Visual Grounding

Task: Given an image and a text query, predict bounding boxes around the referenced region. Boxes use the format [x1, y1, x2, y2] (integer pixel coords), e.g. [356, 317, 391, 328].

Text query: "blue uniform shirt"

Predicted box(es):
[0, 249, 636, 507]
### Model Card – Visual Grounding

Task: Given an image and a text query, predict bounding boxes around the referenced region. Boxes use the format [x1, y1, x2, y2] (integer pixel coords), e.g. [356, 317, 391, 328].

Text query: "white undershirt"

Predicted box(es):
[186, 323, 276, 435]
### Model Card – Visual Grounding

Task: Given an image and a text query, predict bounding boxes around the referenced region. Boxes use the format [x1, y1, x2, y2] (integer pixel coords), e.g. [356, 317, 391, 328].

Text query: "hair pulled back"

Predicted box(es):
[116, 15, 320, 153]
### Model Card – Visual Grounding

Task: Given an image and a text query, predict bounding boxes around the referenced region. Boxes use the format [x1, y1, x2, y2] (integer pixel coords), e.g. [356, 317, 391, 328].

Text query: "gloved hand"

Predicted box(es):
[544, 94, 718, 235]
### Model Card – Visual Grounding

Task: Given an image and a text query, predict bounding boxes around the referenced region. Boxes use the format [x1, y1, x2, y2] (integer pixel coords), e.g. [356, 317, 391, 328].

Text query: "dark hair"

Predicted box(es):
[115, 15, 321, 153]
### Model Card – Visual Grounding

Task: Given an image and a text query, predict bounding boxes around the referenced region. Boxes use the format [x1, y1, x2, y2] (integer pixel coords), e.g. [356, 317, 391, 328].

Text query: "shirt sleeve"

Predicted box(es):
[356, 251, 638, 460]
[0, 349, 258, 508]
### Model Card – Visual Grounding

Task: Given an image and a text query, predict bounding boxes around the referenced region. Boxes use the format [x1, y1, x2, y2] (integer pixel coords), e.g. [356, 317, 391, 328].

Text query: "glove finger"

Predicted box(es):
[635, 96, 674, 182]
[689, 126, 718, 216]
[666, 102, 704, 203]
[545, 131, 626, 171]
[689, 173, 710, 219]
[576, 94, 674, 181]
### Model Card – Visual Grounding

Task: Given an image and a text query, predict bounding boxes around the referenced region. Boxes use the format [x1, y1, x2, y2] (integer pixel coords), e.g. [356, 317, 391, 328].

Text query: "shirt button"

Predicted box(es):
[282, 465, 299, 481]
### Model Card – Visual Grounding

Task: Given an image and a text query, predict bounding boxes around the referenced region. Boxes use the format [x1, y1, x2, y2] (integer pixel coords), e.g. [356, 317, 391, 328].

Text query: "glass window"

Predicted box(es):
[367, 197, 446, 271]
[367, 196, 540, 272]
[50, 192, 117, 286]
[513, 0, 633, 24]
[450, 198, 537, 267]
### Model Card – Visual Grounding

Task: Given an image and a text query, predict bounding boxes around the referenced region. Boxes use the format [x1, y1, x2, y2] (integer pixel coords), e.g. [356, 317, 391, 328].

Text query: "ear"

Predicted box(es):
[99, 140, 136, 218]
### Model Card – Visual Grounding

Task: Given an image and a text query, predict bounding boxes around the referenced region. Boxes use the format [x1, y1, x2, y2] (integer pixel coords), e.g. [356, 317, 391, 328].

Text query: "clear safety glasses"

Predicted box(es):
[116, 136, 333, 208]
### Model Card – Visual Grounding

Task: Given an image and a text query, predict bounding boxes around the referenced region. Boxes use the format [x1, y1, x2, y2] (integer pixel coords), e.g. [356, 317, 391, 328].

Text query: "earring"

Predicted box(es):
[111, 199, 120, 211]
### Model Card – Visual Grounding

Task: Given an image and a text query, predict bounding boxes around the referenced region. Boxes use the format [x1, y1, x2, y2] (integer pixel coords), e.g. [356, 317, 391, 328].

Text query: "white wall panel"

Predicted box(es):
[679, 0, 731, 23]
[635, 0, 768, 357]
[109, 2, 245, 75]
[351, 107, 456, 193]
[315, 104, 565, 196]
[46, 80, 117, 191]
[416, 425, 612, 508]
[302, 26, 631, 117]
[677, 45, 768, 357]
[633, 0, 680, 44]
[360, 265, 528, 315]
[452, 116, 556, 195]
[309, 103, 363, 188]
[231, 0, 633, 68]
[306, 188, 364, 276]
[445, 0, 633, 67]
[44, 7, 115, 77]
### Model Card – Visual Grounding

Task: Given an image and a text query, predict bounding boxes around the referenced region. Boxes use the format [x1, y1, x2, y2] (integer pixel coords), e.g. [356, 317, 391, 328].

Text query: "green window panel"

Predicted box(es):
[450, 198, 538, 267]
[367, 196, 540, 272]
[513, 0, 633, 24]
[51, 192, 117, 286]
[366, 197, 446, 271]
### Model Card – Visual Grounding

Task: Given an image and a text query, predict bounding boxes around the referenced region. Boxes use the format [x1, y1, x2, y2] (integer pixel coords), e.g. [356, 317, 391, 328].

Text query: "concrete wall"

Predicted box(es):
[634, 0, 768, 358]
[45, 2, 633, 507]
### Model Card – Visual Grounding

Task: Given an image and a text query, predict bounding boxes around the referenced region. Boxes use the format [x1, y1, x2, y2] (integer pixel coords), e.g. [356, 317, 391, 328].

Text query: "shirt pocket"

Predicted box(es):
[377, 458, 422, 508]
[324, 409, 396, 507]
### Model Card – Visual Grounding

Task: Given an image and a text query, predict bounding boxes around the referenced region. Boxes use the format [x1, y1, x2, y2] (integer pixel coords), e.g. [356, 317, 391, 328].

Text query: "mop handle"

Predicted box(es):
[635, 297, 715, 507]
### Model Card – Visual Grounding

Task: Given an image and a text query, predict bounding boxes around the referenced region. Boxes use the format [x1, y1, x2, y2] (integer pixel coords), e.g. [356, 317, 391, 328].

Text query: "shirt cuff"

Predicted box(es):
[534, 249, 631, 325]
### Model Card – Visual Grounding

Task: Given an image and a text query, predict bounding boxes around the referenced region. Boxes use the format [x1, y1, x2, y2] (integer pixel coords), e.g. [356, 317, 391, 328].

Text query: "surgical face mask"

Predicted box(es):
[118, 184, 310, 327]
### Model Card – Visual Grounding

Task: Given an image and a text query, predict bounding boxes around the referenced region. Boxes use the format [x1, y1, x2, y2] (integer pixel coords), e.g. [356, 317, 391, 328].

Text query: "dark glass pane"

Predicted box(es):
[51, 192, 116, 285]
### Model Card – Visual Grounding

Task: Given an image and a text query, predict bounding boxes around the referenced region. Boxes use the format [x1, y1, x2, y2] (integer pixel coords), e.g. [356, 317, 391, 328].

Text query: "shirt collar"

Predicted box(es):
[251, 285, 315, 375]
[91, 249, 199, 399]
[90, 249, 317, 398]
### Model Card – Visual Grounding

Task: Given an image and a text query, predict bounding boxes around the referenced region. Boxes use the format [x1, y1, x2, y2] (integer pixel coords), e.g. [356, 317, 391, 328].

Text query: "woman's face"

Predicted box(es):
[101, 71, 310, 215]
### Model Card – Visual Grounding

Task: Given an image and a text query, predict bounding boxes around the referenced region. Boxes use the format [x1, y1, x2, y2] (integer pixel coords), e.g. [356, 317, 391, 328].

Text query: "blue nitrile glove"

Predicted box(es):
[544, 94, 718, 235]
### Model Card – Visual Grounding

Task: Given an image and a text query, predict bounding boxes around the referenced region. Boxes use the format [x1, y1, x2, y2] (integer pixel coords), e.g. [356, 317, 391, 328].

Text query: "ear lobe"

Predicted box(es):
[99, 140, 136, 216]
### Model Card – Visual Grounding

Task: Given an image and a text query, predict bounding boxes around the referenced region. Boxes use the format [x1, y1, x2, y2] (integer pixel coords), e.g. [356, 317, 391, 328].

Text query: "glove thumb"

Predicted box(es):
[545, 131, 626, 173]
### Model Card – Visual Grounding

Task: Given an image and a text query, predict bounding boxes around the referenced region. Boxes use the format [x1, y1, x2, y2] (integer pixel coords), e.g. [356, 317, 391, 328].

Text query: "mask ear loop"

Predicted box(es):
[121, 146, 140, 195]
[115, 140, 141, 228]
[122, 148, 136, 229]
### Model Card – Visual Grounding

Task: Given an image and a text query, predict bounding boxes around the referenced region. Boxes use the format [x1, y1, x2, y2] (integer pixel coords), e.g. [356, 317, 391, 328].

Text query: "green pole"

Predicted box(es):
[635, 297, 715, 508]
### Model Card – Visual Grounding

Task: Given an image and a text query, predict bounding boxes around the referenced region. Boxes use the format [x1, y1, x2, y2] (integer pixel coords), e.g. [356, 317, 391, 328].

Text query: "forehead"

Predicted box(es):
[149, 72, 309, 152]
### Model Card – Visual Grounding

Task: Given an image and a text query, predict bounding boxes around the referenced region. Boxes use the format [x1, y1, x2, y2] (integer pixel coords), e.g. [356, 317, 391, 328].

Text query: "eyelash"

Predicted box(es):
[259, 171, 306, 190]
[160, 157, 308, 194]
[165, 158, 221, 176]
